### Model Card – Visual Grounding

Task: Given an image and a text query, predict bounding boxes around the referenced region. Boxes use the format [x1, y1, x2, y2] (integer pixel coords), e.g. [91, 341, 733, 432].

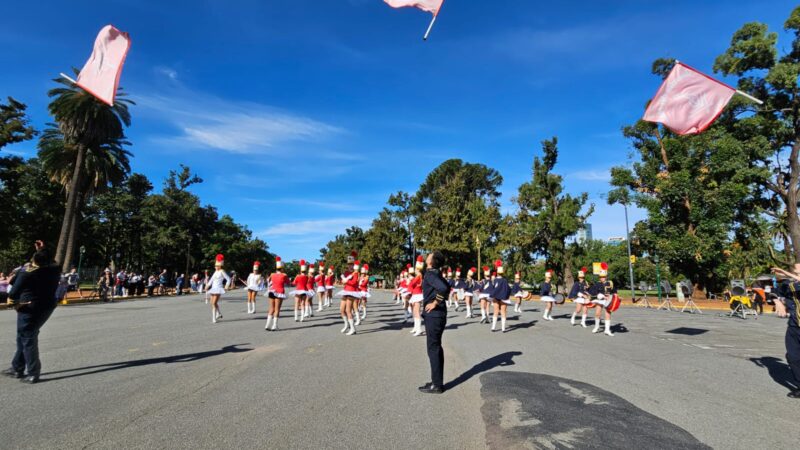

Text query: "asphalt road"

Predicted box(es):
[0, 290, 797, 449]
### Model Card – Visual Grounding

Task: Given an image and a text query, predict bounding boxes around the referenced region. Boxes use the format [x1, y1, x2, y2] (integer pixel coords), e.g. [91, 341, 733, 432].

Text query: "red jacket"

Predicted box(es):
[293, 274, 309, 291]
[343, 271, 359, 292]
[270, 273, 288, 293]
[408, 275, 423, 295]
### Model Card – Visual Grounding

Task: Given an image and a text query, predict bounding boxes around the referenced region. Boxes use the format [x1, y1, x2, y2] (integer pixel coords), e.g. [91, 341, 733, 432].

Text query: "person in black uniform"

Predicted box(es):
[569, 268, 590, 327]
[419, 251, 450, 394]
[772, 265, 800, 398]
[588, 264, 616, 336]
[491, 261, 511, 332]
[2, 242, 60, 384]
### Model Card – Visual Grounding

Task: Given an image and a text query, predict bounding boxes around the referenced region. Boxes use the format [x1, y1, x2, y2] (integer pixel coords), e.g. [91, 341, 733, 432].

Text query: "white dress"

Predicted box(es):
[206, 270, 231, 295]
[246, 273, 264, 292]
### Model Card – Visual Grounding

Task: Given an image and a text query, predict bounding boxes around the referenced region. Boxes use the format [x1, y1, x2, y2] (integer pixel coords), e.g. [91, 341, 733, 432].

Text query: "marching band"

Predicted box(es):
[204, 252, 621, 337]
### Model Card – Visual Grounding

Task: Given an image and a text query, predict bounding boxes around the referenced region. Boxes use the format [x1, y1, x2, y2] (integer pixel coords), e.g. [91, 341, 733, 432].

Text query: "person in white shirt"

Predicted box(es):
[205, 254, 231, 323]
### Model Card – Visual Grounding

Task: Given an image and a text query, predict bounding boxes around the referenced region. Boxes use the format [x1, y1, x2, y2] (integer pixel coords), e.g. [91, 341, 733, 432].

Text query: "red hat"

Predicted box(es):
[495, 259, 504, 274]
[300, 259, 307, 272]
[415, 255, 425, 270]
[309, 263, 316, 273]
[361, 263, 369, 273]
[578, 266, 587, 277]
[347, 251, 358, 264]
[353, 260, 361, 270]
[319, 261, 325, 267]
[515, 271, 521, 277]
[470, 267, 477, 273]
[599, 262, 609, 276]
[276, 256, 284, 269]
[492, 271, 497, 277]
[215, 254, 224, 267]
[483, 266, 490, 273]
[253, 261, 261, 270]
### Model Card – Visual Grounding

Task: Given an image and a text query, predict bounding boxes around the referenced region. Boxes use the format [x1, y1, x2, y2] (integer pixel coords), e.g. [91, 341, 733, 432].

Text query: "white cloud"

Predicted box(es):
[154, 66, 178, 81]
[241, 197, 366, 212]
[260, 218, 372, 237]
[569, 170, 612, 182]
[135, 89, 343, 155]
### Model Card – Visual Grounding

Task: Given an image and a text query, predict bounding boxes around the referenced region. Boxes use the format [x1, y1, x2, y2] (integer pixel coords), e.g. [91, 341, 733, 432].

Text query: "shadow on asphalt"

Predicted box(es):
[750, 356, 800, 392]
[666, 327, 709, 336]
[444, 351, 522, 391]
[39, 344, 253, 382]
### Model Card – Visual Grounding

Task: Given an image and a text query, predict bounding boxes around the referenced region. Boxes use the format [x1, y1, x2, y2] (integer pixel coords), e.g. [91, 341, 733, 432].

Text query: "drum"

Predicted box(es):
[554, 294, 565, 305]
[521, 291, 532, 300]
[457, 289, 466, 301]
[607, 294, 621, 312]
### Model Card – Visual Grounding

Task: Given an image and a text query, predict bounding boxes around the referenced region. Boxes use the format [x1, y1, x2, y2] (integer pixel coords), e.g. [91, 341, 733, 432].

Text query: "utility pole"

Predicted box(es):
[623, 201, 636, 301]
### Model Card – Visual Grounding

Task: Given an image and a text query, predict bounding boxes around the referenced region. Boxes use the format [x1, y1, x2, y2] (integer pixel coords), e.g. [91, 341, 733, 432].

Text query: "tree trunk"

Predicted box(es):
[62, 201, 80, 272]
[55, 145, 86, 267]
[788, 138, 800, 264]
[564, 257, 574, 292]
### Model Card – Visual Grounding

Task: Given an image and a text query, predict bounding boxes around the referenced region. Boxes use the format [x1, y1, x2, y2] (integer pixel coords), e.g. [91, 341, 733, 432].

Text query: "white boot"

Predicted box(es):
[480, 309, 487, 324]
[571, 313, 576, 325]
[501, 316, 507, 332]
[354, 311, 361, 326]
[341, 316, 349, 333]
[308, 304, 314, 317]
[346, 319, 356, 335]
[317, 303, 323, 312]
[592, 319, 601, 333]
[212, 309, 217, 324]
[605, 319, 614, 336]
[271, 317, 278, 330]
[581, 314, 588, 328]
[413, 318, 423, 336]
[294, 309, 299, 322]
[265, 315, 272, 330]
[361, 307, 366, 320]
[216, 308, 222, 320]
[492, 315, 498, 331]
[403, 309, 410, 322]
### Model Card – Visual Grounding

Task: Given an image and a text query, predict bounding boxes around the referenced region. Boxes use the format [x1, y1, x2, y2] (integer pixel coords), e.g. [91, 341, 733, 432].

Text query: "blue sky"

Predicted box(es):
[1, 0, 796, 260]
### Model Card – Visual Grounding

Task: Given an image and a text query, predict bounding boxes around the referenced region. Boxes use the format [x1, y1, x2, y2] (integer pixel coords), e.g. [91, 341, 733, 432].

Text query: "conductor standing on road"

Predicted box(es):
[2, 241, 60, 384]
[419, 251, 450, 394]
[772, 264, 800, 399]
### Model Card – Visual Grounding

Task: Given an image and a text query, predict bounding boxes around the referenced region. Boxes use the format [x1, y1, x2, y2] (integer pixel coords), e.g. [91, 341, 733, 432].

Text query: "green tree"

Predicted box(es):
[0, 97, 37, 150]
[514, 137, 593, 287]
[361, 207, 410, 277]
[46, 75, 133, 270]
[611, 57, 767, 292]
[320, 226, 366, 272]
[711, 7, 800, 264]
[412, 159, 503, 268]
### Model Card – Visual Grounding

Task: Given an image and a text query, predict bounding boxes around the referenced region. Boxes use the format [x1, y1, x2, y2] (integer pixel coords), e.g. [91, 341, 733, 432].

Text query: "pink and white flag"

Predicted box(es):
[75, 25, 131, 106]
[384, 0, 444, 15]
[643, 62, 735, 135]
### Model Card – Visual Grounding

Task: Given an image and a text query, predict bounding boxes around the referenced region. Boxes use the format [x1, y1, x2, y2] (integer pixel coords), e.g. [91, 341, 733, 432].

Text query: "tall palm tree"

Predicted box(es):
[46, 72, 133, 270]
[39, 125, 132, 270]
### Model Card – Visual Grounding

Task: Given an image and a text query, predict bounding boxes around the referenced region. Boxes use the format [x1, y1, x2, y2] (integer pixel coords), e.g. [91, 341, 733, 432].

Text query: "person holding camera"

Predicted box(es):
[771, 265, 800, 399]
[2, 241, 60, 384]
[419, 251, 450, 394]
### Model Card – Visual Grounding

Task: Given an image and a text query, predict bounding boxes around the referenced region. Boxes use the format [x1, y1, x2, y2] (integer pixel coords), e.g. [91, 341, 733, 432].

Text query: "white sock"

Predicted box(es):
[581, 314, 587, 327]
[501, 316, 506, 331]
[481, 309, 487, 320]
[605, 319, 614, 336]
[265, 315, 272, 329]
[294, 309, 299, 321]
[212, 309, 216, 323]
[348, 319, 356, 334]
[571, 313, 576, 325]
[341, 316, 349, 333]
[272, 317, 278, 330]
[492, 315, 497, 330]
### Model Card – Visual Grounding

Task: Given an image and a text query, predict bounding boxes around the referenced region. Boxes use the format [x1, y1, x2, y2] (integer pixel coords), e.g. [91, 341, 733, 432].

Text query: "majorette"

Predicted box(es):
[511, 271, 524, 313]
[569, 267, 591, 327]
[316, 262, 326, 312]
[265, 256, 289, 331]
[462, 267, 476, 319]
[540, 270, 557, 321]
[589, 262, 618, 336]
[305, 263, 316, 319]
[359, 263, 370, 321]
[408, 255, 425, 336]
[491, 259, 512, 332]
[324, 265, 335, 307]
[291, 259, 310, 322]
[206, 254, 231, 323]
[478, 265, 493, 324]
[336, 251, 360, 335]
[244, 261, 265, 314]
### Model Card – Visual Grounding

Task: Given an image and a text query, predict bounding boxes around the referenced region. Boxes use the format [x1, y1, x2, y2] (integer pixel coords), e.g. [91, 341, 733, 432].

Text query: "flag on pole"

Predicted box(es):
[75, 25, 131, 106]
[384, 0, 445, 40]
[642, 62, 735, 135]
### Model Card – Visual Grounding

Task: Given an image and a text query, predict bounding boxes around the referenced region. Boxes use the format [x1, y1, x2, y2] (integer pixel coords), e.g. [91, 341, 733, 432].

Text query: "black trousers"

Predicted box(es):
[786, 326, 800, 384]
[423, 312, 447, 387]
[12, 306, 55, 377]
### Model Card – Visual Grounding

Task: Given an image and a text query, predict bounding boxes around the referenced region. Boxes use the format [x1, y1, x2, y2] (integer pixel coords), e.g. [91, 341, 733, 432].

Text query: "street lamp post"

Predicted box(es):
[77, 246, 86, 277]
[655, 253, 662, 303]
[623, 202, 636, 301]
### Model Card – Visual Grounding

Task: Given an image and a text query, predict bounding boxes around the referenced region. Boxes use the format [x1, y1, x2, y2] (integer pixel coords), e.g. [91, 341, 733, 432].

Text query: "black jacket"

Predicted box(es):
[423, 268, 450, 316]
[9, 264, 60, 313]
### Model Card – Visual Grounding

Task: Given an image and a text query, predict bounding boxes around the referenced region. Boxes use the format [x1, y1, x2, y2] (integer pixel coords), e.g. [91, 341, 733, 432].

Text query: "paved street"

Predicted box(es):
[0, 290, 797, 449]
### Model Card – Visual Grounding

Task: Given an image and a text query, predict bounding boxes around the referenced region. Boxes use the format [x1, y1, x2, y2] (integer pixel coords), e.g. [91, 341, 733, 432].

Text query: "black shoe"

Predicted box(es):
[418, 382, 432, 390]
[418, 384, 444, 394]
[1, 368, 23, 379]
[20, 376, 39, 384]
[788, 389, 800, 399]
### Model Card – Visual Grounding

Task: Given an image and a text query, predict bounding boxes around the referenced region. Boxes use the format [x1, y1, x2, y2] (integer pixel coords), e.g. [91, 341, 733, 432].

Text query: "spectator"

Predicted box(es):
[2, 241, 60, 384]
[66, 267, 83, 299]
[158, 269, 168, 295]
[55, 274, 68, 303]
[190, 274, 198, 293]
[115, 269, 127, 297]
[0, 272, 10, 303]
[176, 273, 185, 295]
[98, 270, 113, 302]
[147, 274, 157, 297]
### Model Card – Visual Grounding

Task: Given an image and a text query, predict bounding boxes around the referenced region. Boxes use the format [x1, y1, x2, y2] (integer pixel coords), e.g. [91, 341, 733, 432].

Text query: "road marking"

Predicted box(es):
[152, 341, 167, 347]
[128, 348, 140, 353]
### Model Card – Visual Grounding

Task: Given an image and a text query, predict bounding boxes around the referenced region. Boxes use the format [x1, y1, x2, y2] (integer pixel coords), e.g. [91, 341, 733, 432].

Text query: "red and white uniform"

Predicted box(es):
[325, 274, 335, 290]
[268, 272, 289, 298]
[409, 275, 423, 303]
[290, 274, 309, 297]
[315, 273, 325, 293]
[359, 275, 370, 299]
[336, 270, 361, 298]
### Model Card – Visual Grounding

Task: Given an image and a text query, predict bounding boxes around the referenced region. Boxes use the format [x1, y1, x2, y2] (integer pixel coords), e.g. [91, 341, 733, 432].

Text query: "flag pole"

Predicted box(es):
[59, 72, 78, 85]
[735, 90, 764, 105]
[423, 13, 438, 41]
